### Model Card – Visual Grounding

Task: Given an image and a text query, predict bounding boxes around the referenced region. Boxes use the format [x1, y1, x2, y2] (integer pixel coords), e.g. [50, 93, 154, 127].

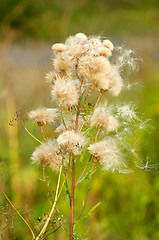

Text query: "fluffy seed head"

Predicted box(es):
[91, 107, 118, 131]
[29, 108, 58, 126]
[51, 78, 79, 106]
[75, 33, 87, 42]
[78, 56, 112, 89]
[91, 57, 111, 73]
[88, 138, 122, 171]
[31, 140, 62, 170]
[97, 47, 112, 57]
[78, 56, 92, 81]
[52, 43, 66, 52]
[57, 130, 88, 155]
[45, 71, 56, 84]
[103, 40, 114, 51]
[53, 55, 76, 73]
[106, 67, 123, 96]
[92, 73, 109, 90]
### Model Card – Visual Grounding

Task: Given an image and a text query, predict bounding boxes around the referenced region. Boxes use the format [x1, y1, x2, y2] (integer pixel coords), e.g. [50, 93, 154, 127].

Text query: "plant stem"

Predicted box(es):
[0, 186, 35, 239]
[43, 167, 53, 203]
[57, 165, 70, 199]
[59, 107, 67, 130]
[84, 89, 105, 131]
[75, 156, 92, 187]
[81, 88, 92, 111]
[70, 156, 75, 240]
[75, 162, 95, 222]
[21, 121, 42, 144]
[61, 106, 75, 122]
[94, 126, 101, 142]
[35, 165, 62, 240]
[40, 126, 46, 142]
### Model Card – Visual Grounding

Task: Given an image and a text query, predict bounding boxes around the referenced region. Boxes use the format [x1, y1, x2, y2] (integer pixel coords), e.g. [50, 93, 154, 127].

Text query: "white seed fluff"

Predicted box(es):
[75, 33, 87, 42]
[31, 140, 62, 170]
[88, 138, 122, 171]
[29, 108, 58, 126]
[106, 67, 123, 96]
[91, 107, 118, 131]
[103, 40, 114, 51]
[57, 130, 88, 155]
[52, 43, 66, 52]
[51, 78, 79, 106]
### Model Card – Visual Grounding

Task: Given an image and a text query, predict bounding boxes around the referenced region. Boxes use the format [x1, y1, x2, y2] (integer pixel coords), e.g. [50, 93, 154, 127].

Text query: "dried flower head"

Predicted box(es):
[45, 71, 57, 84]
[53, 55, 76, 73]
[91, 107, 118, 131]
[52, 43, 66, 52]
[57, 130, 88, 155]
[106, 67, 123, 96]
[29, 108, 58, 126]
[51, 78, 79, 106]
[75, 33, 87, 42]
[103, 40, 114, 51]
[88, 138, 122, 171]
[31, 140, 62, 170]
[97, 47, 112, 57]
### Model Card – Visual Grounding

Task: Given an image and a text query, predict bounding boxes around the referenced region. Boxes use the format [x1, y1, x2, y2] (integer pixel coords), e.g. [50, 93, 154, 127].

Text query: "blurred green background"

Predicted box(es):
[0, 0, 159, 239]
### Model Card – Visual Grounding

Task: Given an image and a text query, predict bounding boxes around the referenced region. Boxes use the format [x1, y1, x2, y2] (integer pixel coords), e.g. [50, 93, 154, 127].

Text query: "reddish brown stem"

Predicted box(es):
[94, 126, 101, 142]
[70, 156, 75, 240]
[76, 162, 95, 222]
[61, 107, 75, 122]
[75, 156, 92, 187]
[84, 89, 104, 131]
[59, 107, 67, 130]
[81, 88, 92, 109]
[43, 167, 53, 203]
[41, 126, 46, 142]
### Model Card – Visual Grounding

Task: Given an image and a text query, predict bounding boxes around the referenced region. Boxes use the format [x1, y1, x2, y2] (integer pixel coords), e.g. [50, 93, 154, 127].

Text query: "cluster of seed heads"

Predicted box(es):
[28, 33, 142, 172]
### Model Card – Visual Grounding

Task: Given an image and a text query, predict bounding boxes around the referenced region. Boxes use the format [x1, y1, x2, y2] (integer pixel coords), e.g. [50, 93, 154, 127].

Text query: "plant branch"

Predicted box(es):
[35, 165, 62, 240]
[0, 186, 35, 239]
[21, 121, 42, 144]
[40, 126, 46, 142]
[75, 155, 92, 187]
[84, 89, 105, 131]
[70, 155, 75, 240]
[75, 162, 95, 222]
[61, 106, 75, 122]
[59, 107, 67, 130]
[94, 126, 101, 142]
[43, 167, 53, 203]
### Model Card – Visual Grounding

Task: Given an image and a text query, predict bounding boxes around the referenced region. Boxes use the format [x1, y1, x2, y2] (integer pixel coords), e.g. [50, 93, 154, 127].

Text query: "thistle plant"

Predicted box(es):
[28, 33, 142, 240]
[1, 33, 146, 239]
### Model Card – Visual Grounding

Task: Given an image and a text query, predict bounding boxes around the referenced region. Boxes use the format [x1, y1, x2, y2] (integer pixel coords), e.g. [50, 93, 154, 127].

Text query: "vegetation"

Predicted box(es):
[0, 1, 159, 239]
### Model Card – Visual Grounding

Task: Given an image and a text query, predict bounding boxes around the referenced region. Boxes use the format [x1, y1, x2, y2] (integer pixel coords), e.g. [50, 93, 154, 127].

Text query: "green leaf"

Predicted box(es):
[62, 171, 71, 206]
[83, 125, 94, 135]
[64, 182, 71, 207]
[78, 170, 92, 184]
[81, 202, 101, 220]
